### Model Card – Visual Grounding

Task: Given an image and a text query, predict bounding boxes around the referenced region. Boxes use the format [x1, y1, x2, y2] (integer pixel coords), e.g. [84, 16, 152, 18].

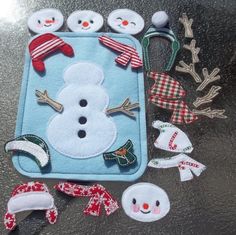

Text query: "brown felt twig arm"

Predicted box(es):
[179, 13, 194, 38]
[197, 68, 220, 91]
[175, 60, 202, 83]
[183, 39, 200, 64]
[35, 90, 63, 113]
[106, 98, 139, 118]
[193, 107, 227, 119]
[193, 86, 222, 108]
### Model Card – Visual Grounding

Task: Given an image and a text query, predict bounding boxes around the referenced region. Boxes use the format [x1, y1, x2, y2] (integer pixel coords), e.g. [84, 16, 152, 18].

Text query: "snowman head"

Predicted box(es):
[108, 9, 144, 35]
[67, 10, 104, 32]
[28, 8, 64, 34]
[122, 183, 170, 222]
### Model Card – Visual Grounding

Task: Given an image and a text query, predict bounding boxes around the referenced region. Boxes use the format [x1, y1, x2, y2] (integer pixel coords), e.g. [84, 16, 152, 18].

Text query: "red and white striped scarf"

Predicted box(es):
[99, 35, 143, 69]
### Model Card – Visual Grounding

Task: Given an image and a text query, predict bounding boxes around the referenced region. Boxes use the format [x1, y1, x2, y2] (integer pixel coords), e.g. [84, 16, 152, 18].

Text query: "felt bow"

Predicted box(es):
[150, 96, 198, 124]
[54, 182, 119, 216]
[99, 35, 143, 69]
[103, 140, 137, 167]
[148, 154, 206, 181]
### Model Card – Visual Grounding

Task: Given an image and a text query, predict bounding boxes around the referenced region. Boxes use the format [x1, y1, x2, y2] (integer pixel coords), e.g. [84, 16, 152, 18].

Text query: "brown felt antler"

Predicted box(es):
[35, 90, 63, 113]
[193, 86, 222, 108]
[197, 68, 221, 91]
[183, 39, 200, 64]
[106, 98, 139, 118]
[193, 107, 227, 119]
[179, 13, 194, 38]
[175, 61, 202, 83]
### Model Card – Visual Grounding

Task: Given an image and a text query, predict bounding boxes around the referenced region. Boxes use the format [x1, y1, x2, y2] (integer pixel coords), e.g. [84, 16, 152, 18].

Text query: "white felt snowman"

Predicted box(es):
[47, 62, 117, 158]
[108, 9, 144, 35]
[122, 183, 170, 222]
[67, 10, 104, 32]
[28, 8, 64, 34]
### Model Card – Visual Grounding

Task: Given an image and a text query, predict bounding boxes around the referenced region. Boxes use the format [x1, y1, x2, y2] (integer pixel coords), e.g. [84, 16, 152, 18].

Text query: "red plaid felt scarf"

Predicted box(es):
[150, 96, 198, 124]
[99, 35, 143, 69]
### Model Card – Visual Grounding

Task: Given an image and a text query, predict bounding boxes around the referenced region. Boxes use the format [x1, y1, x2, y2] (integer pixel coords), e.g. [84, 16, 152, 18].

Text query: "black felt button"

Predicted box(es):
[79, 116, 87, 124]
[78, 130, 86, 138]
[79, 99, 87, 107]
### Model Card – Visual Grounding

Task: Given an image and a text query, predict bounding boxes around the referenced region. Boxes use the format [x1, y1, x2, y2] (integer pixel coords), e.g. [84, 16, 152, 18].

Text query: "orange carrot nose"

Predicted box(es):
[143, 203, 149, 210]
[45, 19, 54, 24]
[82, 21, 89, 27]
[122, 20, 129, 26]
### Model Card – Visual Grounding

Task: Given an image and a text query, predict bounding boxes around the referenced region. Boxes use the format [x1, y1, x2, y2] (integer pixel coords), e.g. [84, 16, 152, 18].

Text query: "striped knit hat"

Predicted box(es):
[29, 33, 74, 72]
[4, 182, 58, 231]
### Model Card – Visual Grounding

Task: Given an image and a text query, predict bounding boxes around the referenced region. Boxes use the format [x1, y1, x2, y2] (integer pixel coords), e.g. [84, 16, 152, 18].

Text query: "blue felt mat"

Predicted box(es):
[12, 32, 147, 181]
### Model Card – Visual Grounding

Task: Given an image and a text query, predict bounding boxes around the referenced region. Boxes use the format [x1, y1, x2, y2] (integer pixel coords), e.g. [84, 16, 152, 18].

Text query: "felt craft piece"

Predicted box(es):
[13, 32, 147, 181]
[103, 140, 137, 167]
[148, 154, 206, 181]
[99, 35, 143, 69]
[5, 134, 50, 168]
[121, 182, 170, 222]
[4, 182, 58, 230]
[36, 90, 64, 113]
[67, 10, 104, 32]
[147, 72, 186, 99]
[152, 120, 193, 153]
[47, 62, 117, 158]
[179, 13, 194, 38]
[55, 182, 119, 216]
[29, 33, 74, 72]
[28, 8, 64, 34]
[107, 9, 144, 35]
[106, 97, 139, 118]
[142, 22, 180, 72]
[151, 11, 169, 29]
[150, 97, 198, 124]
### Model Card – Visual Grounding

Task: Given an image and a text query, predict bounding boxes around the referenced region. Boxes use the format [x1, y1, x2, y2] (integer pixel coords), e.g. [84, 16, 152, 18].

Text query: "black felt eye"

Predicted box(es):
[131, 22, 136, 26]
[156, 200, 160, 206]
[132, 198, 136, 204]
[116, 17, 122, 20]
[52, 17, 55, 21]
[38, 20, 41, 24]
[78, 20, 82, 24]
[90, 20, 94, 24]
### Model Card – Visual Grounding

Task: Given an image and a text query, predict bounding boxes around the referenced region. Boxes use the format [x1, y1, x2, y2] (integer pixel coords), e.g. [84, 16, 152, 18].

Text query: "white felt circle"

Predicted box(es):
[47, 62, 117, 158]
[67, 10, 104, 32]
[8, 192, 54, 214]
[108, 9, 144, 35]
[28, 8, 64, 34]
[151, 11, 169, 29]
[122, 183, 170, 222]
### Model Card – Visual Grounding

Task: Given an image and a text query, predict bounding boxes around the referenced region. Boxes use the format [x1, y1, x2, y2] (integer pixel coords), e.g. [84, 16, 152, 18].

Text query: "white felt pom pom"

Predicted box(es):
[151, 11, 169, 29]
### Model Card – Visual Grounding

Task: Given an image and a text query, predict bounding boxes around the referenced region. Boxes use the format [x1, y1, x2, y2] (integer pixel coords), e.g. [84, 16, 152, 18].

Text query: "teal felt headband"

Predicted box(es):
[142, 25, 180, 72]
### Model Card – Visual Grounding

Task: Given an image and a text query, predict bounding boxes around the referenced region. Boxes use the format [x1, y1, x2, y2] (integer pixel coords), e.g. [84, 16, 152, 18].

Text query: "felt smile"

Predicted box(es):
[140, 210, 151, 214]
[118, 24, 126, 29]
[44, 24, 53, 27]
[82, 26, 91, 30]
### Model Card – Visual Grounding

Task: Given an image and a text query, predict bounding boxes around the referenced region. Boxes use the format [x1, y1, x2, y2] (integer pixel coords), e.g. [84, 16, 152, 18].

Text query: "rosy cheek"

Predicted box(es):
[131, 204, 140, 213]
[152, 206, 160, 214]
[37, 24, 43, 28]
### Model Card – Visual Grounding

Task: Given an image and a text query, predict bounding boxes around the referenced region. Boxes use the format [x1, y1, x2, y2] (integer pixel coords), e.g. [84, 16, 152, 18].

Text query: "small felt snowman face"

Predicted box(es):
[67, 10, 104, 32]
[28, 9, 64, 34]
[122, 183, 170, 222]
[108, 9, 144, 35]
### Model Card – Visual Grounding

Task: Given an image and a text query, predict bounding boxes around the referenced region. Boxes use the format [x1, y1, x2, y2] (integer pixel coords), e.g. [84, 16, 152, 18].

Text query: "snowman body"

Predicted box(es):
[47, 62, 117, 158]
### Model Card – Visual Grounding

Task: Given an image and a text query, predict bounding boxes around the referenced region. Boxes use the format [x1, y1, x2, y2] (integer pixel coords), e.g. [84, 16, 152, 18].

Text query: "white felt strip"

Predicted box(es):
[8, 192, 54, 214]
[5, 140, 49, 167]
